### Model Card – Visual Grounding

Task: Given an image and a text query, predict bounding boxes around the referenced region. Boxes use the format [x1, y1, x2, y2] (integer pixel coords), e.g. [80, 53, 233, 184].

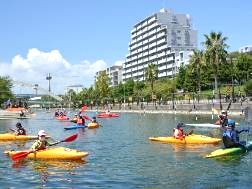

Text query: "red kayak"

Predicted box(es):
[56, 116, 69, 121]
[97, 113, 119, 118]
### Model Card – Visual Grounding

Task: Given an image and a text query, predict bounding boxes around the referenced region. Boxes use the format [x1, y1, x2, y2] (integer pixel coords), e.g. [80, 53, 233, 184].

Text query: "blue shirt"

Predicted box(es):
[223, 129, 239, 143]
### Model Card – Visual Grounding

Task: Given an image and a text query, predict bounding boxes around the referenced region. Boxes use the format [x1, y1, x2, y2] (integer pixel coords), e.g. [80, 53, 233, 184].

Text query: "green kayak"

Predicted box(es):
[205, 141, 252, 158]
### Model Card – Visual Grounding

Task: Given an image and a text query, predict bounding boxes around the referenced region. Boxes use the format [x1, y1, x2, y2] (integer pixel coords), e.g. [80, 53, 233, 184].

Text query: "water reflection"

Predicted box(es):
[11, 159, 86, 187]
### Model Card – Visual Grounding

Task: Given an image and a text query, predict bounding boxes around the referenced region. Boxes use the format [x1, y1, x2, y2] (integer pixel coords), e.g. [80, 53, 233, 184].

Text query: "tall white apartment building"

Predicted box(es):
[123, 8, 197, 82]
[95, 65, 123, 87]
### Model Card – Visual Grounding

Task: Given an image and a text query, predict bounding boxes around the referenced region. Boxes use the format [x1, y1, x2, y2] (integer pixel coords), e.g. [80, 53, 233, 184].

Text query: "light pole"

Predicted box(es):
[46, 73, 52, 92]
[34, 84, 38, 96]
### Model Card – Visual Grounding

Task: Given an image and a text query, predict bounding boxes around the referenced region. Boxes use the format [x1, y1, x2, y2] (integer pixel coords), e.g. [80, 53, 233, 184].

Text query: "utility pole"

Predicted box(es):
[46, 73, 52, 92]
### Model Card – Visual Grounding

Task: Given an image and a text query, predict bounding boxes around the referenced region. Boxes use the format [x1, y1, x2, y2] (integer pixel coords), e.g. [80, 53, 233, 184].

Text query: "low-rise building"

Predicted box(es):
[95, 65, 123, 87]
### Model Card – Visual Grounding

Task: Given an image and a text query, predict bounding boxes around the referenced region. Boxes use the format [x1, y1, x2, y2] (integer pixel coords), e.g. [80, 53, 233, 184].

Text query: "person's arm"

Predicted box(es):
[237, 129, 249, 134]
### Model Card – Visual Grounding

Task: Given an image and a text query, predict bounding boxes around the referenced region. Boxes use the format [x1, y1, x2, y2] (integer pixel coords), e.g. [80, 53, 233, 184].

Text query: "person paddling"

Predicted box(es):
[173, 123, 193, 139]
[222, 119, 248, 150]
[218, 110, 228, 127]
[77, 114, 85, 126]
[31, 130, 52, 151]
[12, 122, 26, 136]
[91, 116, 97, 123]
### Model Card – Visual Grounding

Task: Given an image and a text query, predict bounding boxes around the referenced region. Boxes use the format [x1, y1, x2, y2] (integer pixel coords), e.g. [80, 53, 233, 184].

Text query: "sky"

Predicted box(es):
[0, 0, 251, 95]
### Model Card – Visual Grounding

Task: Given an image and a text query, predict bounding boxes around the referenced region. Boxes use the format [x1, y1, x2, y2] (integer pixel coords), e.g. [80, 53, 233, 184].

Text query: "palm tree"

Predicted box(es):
[203, 32, 228, 98]
[145, 63, 159, 101]
[190, 50, 205, 94]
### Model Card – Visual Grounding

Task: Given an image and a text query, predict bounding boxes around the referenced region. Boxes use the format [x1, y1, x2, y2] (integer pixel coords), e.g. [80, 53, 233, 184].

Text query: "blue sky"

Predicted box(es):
[0, 0, 251, 94]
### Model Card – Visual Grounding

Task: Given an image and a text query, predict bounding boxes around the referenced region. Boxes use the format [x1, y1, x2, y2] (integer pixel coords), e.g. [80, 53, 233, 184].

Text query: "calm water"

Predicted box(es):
[0, 110, 251, 188]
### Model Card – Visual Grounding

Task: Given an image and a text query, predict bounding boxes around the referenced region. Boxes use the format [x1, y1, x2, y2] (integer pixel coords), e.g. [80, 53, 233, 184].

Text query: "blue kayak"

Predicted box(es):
[64, 125, 86, 130]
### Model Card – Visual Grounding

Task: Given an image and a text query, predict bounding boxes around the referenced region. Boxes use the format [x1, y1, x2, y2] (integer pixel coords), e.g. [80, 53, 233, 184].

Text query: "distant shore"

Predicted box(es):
[87, 108, 245, 116]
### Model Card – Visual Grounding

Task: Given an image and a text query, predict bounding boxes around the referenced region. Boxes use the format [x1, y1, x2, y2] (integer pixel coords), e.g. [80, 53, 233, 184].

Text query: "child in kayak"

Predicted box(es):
[222, 119, 249, 149]
[173, 123, 193, 139]
[13, 122, 26, 135]
[91, 116, 97, 123]
[31, 130, 52, 151]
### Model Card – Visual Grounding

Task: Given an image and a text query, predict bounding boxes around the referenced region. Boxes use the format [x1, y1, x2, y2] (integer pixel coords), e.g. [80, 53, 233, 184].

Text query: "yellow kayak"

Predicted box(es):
[4, 147, 89, 160]
[149, 134, 221, 144]
[0, 133, 50, 141]
[87, 122, 99, 129]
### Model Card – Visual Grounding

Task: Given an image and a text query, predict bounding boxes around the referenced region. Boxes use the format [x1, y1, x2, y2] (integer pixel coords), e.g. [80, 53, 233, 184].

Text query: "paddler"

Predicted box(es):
[91, 116, 97, 123]
[72, 114, 78, 122]
[13, 122, 26, 135]
[218, 110, 228, 127]
[31, 130, 52, 151]
[173, 123, 193, 139]
[77, 114, 85, 126]
[173, 123, 185, 139]
[222, 119, 249, 149]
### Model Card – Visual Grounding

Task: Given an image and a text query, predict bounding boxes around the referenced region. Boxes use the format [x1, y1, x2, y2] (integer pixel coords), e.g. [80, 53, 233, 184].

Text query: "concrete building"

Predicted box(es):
[123, 8, 197, 82]
[95, 65, 123, 87]
[239, 45, 252, 53]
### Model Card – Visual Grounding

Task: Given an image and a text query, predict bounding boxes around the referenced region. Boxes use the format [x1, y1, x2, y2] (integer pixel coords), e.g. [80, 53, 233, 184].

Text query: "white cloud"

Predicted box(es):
[0, 48, 108, 94]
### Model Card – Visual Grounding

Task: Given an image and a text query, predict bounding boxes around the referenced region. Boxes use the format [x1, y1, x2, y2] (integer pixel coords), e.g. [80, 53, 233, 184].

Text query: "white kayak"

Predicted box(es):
[185, 123, 221, 128]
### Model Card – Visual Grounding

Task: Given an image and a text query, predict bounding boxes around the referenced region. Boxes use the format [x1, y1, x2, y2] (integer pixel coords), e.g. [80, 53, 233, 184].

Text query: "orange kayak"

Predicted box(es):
[87, 122, 99, 129]
[5, 147, 88, 160]
[149, 134, 222, 144]
[0, 133, 50, 141]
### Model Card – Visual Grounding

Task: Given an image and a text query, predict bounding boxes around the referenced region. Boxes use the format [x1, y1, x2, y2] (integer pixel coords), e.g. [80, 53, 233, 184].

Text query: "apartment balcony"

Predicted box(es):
[143, 45, 148, 51]
[157, 45, 167, 52]
[157, 32, 165, 38]
[158, 65, 167, 71]
[143, 39, 148, 45]
[149, 42, 156, 48]
[158, 51, 166, 57]
[143, 33, 148, 39]
[148, 16, 156, 23]
[131, 27, 136, 33]
[157, 38, 166, 45]
[158, 72, 167, 78]
[132, 67, 138, 72]
[149, 48, 157, 54]
[149, 29, 156, 36]
[131, 32, 137, 39]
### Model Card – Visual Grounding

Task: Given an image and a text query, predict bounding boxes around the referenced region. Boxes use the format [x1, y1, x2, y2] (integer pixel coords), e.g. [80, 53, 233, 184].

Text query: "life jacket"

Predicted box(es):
[173, 128, 184, 139]
[77, 117, 84, 125]
[32, 140, 49, 151]
[17, 128, 26, 135]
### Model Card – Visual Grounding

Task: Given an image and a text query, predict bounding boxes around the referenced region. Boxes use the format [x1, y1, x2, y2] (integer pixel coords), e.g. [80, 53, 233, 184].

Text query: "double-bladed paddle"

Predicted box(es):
[11, 134, 78, 161]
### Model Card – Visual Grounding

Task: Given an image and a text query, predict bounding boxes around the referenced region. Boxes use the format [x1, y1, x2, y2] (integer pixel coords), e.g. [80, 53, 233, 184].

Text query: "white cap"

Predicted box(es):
[38, 130, 47, 136]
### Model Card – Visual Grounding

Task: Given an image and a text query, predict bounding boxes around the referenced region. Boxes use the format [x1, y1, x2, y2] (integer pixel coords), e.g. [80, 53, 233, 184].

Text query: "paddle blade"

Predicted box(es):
[83, 115, 92, 121]
[63, 134, 78, 142]
[12, 151, 31, 161]
[212, 108, 219, 115]
[80, 105, 88, 112]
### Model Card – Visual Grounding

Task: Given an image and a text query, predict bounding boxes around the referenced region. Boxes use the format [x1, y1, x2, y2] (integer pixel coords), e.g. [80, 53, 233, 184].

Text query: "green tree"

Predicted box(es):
[145, 63, 158, 97]
[203, 31, 228, 97]
[236, 53, 252, 84]
[176, 64, 187, 90]
[95, 71, 110, 100]
[0, 76, 14, 106]
[244, 79, 252, 96]
[190, 50, 205, 93]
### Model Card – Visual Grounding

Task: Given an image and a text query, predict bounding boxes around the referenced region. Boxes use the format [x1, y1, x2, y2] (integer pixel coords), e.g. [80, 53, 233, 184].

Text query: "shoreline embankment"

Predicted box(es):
[87, 101, 252, 116]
